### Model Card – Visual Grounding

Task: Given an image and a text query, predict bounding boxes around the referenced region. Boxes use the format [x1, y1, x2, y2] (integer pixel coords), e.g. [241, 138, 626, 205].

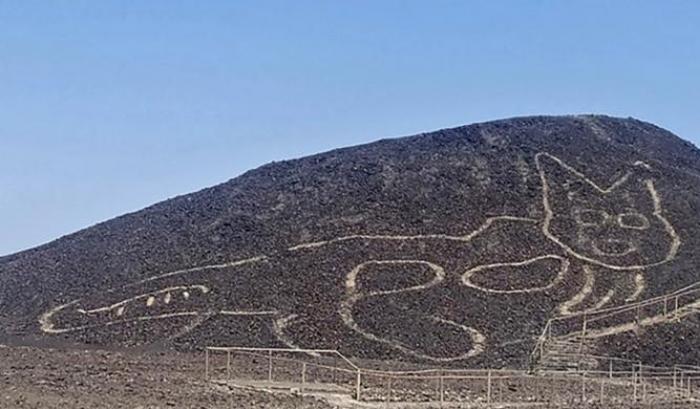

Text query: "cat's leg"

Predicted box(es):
[557, 266, 646, 317]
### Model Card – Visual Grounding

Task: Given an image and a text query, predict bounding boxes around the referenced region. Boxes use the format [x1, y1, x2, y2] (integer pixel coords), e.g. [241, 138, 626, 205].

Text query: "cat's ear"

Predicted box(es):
[535, 152, 647, 201]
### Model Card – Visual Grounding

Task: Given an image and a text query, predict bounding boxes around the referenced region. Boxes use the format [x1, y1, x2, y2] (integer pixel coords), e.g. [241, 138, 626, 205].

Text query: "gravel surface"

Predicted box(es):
[2, 115, 700, 369]
[0, 344, 333, 409]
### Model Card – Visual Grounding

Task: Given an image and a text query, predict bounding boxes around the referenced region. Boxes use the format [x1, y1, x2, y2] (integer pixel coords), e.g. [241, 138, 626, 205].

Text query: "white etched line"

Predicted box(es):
[625, 273, 646, 302]
[82, 285, 208, 314]
[462, 255, 569, 294]
[558, 265, 595, 316]
[288, 216, 537, 251]
[537, 152, 681, 270]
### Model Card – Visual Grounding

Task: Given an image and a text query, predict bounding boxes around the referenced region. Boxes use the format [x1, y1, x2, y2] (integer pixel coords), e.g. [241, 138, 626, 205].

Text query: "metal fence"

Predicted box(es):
[205, 346, 700, 406]
[529, 283, 700, 373]
[538, 283, 700, 345]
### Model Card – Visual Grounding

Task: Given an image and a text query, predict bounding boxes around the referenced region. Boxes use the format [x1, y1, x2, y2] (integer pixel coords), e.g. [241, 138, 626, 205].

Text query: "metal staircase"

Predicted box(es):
[534, 335, 599, 372]
[530, 283, 700, 373]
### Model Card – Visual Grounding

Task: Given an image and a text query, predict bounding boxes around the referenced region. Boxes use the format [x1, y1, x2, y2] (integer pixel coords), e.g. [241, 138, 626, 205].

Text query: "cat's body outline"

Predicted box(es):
[39, 152, 685, 363]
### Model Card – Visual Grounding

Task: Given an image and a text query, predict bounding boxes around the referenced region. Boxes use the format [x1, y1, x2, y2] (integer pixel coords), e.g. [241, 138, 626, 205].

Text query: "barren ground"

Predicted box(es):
[0, 344, 334, 409]
[3, 343, 700, 409]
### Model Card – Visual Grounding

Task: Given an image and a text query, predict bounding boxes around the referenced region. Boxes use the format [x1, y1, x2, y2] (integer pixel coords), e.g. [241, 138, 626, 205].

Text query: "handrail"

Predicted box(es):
[531, 282, 700, 369]
[550, 285, 700, 323]
[207, 345, 700, 385]
[208, 346, 535, 377]
[206, 346, 359, 371]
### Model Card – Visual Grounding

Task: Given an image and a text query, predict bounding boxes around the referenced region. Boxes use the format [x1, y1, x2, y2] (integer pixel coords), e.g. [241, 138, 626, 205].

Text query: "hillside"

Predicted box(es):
[2, 115, 700, 369]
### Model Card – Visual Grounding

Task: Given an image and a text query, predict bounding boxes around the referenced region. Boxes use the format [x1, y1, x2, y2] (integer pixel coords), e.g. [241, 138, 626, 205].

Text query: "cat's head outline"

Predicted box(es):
[536, 152, 680, 270]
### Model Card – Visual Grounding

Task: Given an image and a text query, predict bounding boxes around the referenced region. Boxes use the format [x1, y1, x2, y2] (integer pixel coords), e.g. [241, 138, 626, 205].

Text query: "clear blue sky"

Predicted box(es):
[1, 1, 699, 256]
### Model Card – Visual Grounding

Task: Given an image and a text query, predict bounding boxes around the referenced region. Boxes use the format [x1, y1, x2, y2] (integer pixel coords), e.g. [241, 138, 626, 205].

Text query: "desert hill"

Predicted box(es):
[2, 115, 700, 369]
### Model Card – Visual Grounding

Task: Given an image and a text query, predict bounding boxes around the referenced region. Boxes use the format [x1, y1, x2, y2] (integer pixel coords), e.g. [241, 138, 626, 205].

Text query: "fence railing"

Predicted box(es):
[205, 346, 700, 405]
[530, 283, 700, 370]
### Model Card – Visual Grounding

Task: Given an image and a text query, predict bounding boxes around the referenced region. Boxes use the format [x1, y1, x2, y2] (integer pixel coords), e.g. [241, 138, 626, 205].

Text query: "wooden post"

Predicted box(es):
[581, 370, 586, 403]
[268, 350, 273, 382]
[673, 366, 677, 389]
[664, 296, 668, 316]
[550, 373, 555, 405]
[435, 372, 440, 405]
[635, 305, 641, 327]
[387, 375, 392, 404]
[205, 348, 210, 381]
[639, 363, 644, 402]
[633, 367, 638, 401]
[487, 370, 492, 405]
[600, 377, 604, 404]
[675, 296, 680, 320]
[301, 362, 306, 393]
[333, 356, 337, 384]
[439, 372, 444, 407]
[579, 315, 588, 371]
[226, 350, 231, 380]
[499, 373, 504, 403]
[356, 370, 362, 401]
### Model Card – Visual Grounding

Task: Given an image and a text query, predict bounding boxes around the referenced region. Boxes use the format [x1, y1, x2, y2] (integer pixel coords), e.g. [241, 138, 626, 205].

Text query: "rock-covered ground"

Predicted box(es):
[2, 115, 700, 369]
[0, 344, 334, 409]
[3, 343, 700, 409]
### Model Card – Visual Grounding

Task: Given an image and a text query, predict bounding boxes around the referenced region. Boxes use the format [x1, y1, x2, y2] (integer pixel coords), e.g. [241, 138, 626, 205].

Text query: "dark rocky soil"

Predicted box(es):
[2, 115, 700, 369]
[0, 344, 334, 409]
[2, 344, 699, 409]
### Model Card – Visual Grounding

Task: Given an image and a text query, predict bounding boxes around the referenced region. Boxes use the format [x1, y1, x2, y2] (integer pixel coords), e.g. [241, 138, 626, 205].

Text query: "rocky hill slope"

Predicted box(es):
[2, 115, 700, 368]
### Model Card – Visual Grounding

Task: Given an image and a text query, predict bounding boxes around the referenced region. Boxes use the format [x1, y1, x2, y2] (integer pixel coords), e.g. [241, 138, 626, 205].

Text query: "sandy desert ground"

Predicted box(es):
[0, 343, 337, 409]
[4, 342, 700, 409]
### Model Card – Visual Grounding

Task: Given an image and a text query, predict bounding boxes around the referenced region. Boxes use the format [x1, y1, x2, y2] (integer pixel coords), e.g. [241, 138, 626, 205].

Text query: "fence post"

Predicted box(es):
[579, 314, 588, 371]
[268, 350, 273, 382]
[387, 374, 392, 404]
[205, 348, 210, 381]
[609, 359, 613, 379]
[581, 370, 586, 403]
[664, 296, 668, 316]
[435, 372, 440, 405]
[639, 362, 645, 402]
[356, 369, 362, 401]
[550, 373, 556, 405]
[333, 356, 338, 384]
[675, 296, 680, 320]
[301, 362, 306, 393]
[674, 366, 679, 390]
[487, 370, 492, 405]
[226, 350, 231, 380]
[500, 372, 505, 404]
[440, 372, 444, 407]
[633, 365, 638, 401]
[600, 376, 604, 404]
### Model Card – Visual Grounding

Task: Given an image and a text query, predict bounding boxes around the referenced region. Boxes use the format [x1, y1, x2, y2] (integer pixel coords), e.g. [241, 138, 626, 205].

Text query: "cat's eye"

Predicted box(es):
[617, 212, 650, 230]
[573, 209, 609, 226]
